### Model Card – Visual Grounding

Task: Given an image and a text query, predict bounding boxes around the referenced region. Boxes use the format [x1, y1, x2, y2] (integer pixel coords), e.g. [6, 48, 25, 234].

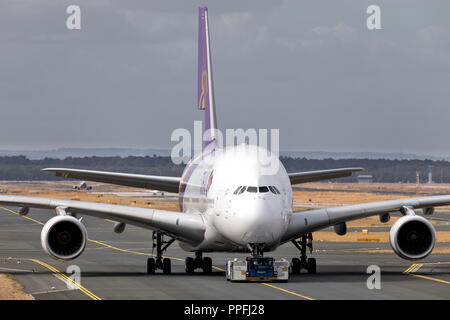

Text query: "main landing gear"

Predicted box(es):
[147, 232, 175, 274]
[146, 232, 213, 275]
[185, 251, 213, 274]
[291, 233, 316, 274]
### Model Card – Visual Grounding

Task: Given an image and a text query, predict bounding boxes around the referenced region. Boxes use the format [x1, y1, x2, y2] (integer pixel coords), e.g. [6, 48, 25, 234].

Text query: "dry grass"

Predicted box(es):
[298, 182, 450, 194]
[0, 274, 32, 300]
[1, 183, 180, 211]
[294, 182, 450, 209]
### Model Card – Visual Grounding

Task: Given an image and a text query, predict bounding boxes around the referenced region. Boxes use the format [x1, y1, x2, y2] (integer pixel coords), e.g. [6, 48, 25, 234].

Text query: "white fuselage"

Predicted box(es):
[178, 144, 293, 253]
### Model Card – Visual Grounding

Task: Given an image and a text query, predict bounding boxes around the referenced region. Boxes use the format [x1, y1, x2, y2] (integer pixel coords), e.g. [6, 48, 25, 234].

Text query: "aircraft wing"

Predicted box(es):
[0, 195, 204, 245]
[43, 168, 181, 193]
[288, 167, 363, 185]
[283, 195, 450, 242]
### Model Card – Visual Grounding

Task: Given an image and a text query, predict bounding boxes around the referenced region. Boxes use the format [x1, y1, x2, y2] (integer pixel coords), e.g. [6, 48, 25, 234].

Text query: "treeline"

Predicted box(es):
[280, 157, 450, 183]
[0, 155, 184, 180]
[0, 155, 449, 183]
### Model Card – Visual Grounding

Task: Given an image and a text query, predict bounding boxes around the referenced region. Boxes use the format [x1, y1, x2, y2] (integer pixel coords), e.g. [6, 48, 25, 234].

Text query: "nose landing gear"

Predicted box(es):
[291, 233, 316, 274]
[248, 243, 265, 257]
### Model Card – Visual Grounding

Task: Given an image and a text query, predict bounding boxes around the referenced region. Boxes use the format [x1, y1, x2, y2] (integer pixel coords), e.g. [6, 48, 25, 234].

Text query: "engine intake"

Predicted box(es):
[41, 215, 87, 261]
[389, 215, 435, 260]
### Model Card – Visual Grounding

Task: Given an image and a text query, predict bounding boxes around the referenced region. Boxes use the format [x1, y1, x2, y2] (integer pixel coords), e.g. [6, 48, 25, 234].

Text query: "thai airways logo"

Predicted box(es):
[197, 70, 208, 110]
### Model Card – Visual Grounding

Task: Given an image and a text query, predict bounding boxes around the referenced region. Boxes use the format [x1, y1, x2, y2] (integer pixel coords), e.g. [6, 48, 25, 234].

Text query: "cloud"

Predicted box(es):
[0, 0, 449, 156]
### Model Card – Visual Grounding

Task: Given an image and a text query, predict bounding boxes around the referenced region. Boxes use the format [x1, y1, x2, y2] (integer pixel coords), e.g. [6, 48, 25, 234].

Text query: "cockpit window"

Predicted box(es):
[234, 185, 280, 194]
[268, 186, 280, 194]
[238, 186, 246, 194]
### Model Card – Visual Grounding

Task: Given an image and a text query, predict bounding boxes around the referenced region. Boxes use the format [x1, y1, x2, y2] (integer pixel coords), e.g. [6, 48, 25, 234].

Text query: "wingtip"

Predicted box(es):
[41, 168, 60, 172]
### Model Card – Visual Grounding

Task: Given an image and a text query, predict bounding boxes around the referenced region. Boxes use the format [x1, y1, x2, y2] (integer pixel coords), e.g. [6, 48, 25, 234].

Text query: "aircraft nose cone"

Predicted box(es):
[232, 197, 286, 246]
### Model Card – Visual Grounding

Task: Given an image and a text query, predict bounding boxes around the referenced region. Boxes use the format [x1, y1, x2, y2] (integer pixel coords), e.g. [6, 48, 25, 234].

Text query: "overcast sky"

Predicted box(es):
[0, 0, 449, 156]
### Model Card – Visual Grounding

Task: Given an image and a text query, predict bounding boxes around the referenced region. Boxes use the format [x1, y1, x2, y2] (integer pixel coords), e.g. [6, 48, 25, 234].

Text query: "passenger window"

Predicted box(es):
[259, 186, 269, 193]
[233, 186, 242, 195]
[247, 186, 257, 193]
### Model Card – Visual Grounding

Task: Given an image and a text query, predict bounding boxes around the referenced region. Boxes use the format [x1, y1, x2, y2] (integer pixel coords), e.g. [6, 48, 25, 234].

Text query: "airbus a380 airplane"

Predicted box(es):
[1, 7, 449, 277]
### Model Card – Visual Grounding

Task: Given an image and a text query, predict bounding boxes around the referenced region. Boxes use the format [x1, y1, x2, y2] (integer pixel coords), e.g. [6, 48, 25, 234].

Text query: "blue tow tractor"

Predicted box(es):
[226, 257, 289, 282]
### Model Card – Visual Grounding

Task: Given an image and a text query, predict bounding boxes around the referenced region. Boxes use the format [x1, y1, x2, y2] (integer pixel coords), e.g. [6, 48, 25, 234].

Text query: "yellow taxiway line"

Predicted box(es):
[407, 273, 450, 285]
[261, 283, 315, 300]
[206, 265, 315, 300]
[403, 264, 419, 274]
[29, 258, 101, 300]
[403, 263, 450, 285]
[0, 206, 44, 225]
[0, 206, 315, 300]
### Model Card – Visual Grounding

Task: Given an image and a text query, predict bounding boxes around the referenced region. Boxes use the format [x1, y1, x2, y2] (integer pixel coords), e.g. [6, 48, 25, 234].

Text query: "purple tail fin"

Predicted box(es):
[198, 7, 217, 147]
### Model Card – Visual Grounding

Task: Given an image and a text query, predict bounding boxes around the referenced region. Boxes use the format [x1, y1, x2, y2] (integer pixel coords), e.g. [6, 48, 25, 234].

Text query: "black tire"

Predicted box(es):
[203, 257, 212, 274]
[162, 258, 171, 274]
[291, 258, 300, 274]
[185, 257, 195, 273]
[307, 258, 316, 274]
[147, 258, 156, 274]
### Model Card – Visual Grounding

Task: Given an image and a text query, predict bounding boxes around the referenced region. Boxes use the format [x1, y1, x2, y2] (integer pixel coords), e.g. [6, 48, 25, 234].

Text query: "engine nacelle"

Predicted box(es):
[389, 215, 435, 260]
[41, 215, 87, 261]
[334, 222, 347, 236]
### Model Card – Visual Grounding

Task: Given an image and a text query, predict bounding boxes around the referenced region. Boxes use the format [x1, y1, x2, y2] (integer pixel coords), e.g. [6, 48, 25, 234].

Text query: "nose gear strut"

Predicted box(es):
[247, 243, 264, 257]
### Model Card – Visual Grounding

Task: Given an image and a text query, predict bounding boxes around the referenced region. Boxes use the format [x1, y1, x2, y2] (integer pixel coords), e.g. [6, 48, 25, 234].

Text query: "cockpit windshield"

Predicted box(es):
[233, 186, 243, 194]
[233, 186, 281, 195]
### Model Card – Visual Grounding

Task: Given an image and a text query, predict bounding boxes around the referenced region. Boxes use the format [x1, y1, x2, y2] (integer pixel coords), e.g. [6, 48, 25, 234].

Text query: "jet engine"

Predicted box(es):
[389, 215, 435, 260]
[41, 215, 87, 261]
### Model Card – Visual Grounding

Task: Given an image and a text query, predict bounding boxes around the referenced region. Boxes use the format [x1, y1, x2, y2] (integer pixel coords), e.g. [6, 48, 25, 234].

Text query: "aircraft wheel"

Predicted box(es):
[291, 258, 300, 274]
[162, 258, 171, 274]
[185, 257, 195, 273]
[307, 258, 316, 274]
[147, 258, 156, 274]
[203, 257, 212, 274]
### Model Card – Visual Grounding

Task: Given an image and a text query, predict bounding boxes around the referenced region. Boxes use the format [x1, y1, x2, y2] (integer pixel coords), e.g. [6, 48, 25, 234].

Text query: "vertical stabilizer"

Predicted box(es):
[198, 7, 217, 147]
